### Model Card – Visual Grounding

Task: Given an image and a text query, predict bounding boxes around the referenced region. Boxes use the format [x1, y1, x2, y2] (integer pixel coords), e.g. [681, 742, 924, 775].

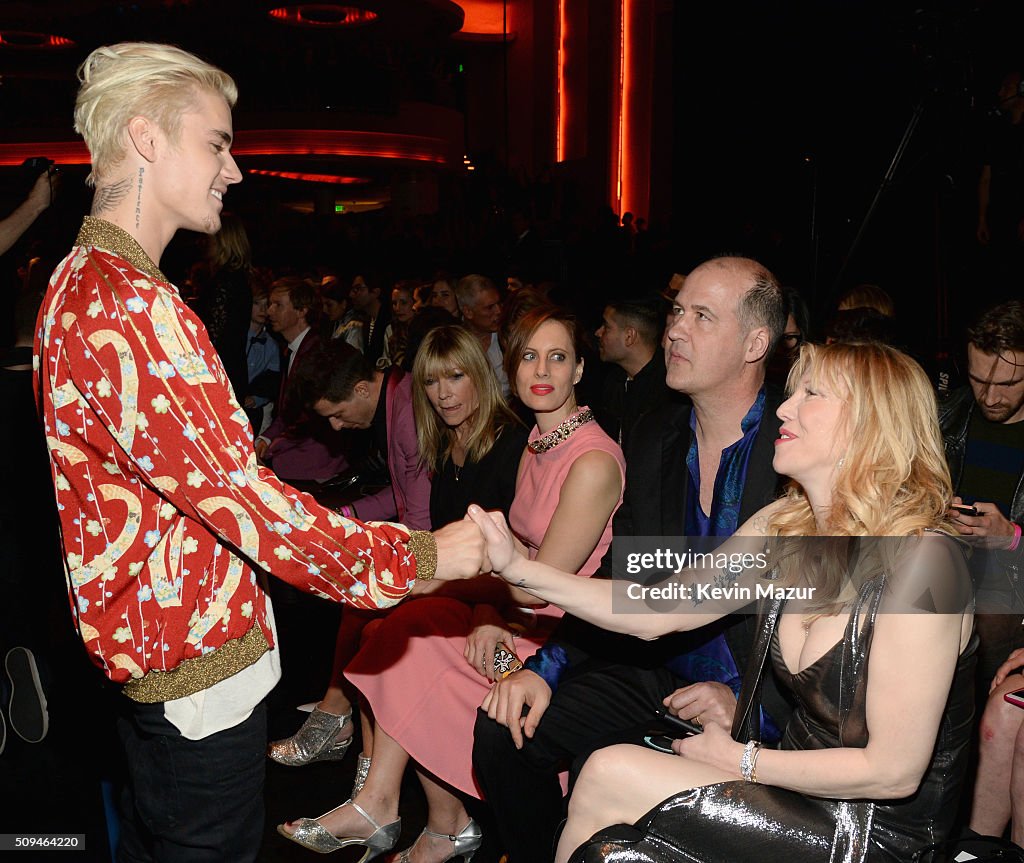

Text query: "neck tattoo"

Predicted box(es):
[135, 167, 144, 230]
[91, 175, 132, 217]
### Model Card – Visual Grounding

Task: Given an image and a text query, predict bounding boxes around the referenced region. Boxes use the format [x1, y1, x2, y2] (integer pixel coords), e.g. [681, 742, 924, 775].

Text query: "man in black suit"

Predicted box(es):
[472, 256, 788, 863]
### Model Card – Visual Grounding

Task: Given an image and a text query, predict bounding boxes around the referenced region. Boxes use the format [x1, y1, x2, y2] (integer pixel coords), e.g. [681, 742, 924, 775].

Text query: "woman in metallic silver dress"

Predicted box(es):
[468, 341, 978, 863]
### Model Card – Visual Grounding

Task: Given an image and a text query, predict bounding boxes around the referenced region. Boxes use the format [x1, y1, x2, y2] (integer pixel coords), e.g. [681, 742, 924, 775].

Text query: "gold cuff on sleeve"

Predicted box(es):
[408, 530, 437, 581]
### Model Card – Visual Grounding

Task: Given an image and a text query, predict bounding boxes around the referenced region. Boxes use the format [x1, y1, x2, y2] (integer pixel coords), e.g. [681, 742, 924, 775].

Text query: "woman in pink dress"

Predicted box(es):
[280, 306, 625, 862]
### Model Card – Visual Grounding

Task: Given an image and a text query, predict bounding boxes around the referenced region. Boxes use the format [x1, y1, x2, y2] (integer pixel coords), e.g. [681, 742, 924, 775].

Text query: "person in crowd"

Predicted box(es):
[267, 339, 432, 767]
[193, 212, 252, 398]
[402, 306, 458, 373]
[593, 295, 673, 449]
[473, 255, 789, 863]
[429, 276, 460, 319]
[378, 280, 417, 369]
[279, 306, 625, 863]
[242, 283, 280, 435]
[275, 326, 527, 851]
[36, 42, 483, 861]
[255, 276, 349, 482]
[303, 340, 433, 527]
[825, 283, 900, 346]
[767, 285, 811, 387]
[412, 280, 431, 312]
[468, 340, 977, 863]
[350, 271, 391, 365]
[823, 307, 899, 346]
[970, 646, 1024, 847]
[939, 300, 1024, 691]
[0, 165, 57, 257]
[782, 286, 812, 348]
[456, 273, 508, 397]
[836, 282, 895, 318]
[415, 324, 528, 528]
[321, 274, 365, 351]
[946, 300, 1024, 841]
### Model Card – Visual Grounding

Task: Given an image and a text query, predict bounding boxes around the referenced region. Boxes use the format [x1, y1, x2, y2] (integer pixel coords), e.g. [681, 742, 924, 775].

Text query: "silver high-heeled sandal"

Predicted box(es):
[395, 818, 483, 863]
[267, 707, 353, 766]
[352, 754, 372, 797]
[277, 798, 401, 860]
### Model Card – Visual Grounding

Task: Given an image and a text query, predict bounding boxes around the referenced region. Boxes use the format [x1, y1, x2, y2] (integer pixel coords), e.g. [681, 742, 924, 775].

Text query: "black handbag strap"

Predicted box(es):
[730, 590, 784, 742]
[838, 576, 886, 732]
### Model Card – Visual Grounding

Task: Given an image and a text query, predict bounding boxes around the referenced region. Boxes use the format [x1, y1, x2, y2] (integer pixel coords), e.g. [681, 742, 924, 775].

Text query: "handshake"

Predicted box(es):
[430, 505, 520, 581]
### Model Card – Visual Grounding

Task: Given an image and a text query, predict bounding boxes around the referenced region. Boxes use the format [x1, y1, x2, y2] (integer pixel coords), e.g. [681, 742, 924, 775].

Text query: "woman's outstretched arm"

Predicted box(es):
[466, 499, 782, 639]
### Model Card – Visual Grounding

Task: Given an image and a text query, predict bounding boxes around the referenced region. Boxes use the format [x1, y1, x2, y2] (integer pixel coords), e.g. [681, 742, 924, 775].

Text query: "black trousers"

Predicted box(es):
[116, 699, 267, 863]
[472, 663, 683, 863]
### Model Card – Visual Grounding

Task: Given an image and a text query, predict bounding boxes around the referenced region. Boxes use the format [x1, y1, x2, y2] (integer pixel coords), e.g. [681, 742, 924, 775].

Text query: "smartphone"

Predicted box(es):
[652, 707, 704, 737]
[951, 503, 979, 517]
[643, 734, 678, 753]
[1004, 688, 1024, 709]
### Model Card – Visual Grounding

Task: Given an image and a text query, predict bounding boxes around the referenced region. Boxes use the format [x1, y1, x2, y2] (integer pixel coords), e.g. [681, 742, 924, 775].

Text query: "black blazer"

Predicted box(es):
[606, 389, 783, 550]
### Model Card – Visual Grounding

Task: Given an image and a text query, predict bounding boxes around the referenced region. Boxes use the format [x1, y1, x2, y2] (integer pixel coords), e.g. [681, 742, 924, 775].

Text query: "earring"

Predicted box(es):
[837, 456, 845, 469]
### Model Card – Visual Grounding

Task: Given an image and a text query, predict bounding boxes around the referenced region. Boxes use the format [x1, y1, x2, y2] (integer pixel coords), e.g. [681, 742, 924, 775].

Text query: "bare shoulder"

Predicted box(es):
[736, 498, 788, 537]
[565, 449, 623, 491]
[884, 531, 972, 614]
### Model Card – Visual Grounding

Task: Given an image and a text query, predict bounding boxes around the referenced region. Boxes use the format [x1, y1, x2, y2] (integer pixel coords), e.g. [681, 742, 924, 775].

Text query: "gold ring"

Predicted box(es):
[694, 714, 704, 728]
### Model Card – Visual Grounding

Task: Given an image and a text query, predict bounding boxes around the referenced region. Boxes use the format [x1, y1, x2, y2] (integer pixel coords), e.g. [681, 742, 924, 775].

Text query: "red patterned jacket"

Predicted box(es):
[35, 218, 424, 702]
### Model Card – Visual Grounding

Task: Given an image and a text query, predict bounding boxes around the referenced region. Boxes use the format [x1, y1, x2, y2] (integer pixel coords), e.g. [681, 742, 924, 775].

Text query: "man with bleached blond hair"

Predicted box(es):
[35, 42, 483, 861]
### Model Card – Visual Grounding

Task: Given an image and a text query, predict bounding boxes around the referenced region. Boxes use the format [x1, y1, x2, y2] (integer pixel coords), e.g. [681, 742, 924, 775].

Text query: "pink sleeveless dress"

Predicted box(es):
[345, 410, 624, 797]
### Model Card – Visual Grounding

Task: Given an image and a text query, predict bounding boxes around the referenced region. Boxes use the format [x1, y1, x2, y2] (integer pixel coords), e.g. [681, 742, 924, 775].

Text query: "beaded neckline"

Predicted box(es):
[528, 408, 595, 454]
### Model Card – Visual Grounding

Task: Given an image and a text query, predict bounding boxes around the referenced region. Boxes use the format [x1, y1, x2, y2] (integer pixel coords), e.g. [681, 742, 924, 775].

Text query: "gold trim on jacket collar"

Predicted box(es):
[76, 217, 168, 284]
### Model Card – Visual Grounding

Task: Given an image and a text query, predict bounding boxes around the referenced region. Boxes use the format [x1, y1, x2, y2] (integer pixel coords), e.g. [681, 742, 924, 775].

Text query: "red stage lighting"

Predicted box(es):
[267, 5, 378, 28]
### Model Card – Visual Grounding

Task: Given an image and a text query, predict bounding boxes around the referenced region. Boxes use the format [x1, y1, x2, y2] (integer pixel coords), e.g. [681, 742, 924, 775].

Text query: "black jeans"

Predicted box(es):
[116, 699, 267, 863]
[472, 663, 682, 863]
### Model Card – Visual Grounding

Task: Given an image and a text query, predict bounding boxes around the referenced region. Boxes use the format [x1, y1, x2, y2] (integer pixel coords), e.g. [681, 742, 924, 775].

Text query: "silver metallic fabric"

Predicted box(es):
[570, 571, 978, 863]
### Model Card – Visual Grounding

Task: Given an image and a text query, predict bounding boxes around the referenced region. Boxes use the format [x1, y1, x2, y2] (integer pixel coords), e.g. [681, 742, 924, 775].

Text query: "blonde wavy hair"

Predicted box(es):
[769, 341, 955, 539]
[412, 325, 522, 471]
[765, 342, 957, 611]
[74, 42, 238, 185]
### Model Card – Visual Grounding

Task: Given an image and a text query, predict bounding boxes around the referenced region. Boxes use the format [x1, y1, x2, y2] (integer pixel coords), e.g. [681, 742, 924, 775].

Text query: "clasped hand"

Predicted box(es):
[433, 507, 524, 579]
[465, 504, 521, 575]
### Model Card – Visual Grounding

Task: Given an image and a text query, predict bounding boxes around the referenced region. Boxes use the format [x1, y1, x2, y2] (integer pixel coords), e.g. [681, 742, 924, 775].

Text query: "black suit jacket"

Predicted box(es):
[549, 386, 792, 728]
[606, 390, 782, 552]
